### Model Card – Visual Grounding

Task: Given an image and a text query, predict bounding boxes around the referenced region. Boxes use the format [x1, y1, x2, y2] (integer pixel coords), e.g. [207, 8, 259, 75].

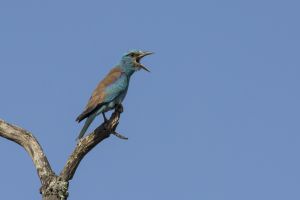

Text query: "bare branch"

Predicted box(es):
[60, 105, 123, 181]
[0, 104, 125, 199]
[0, 119, 55, 185]
[112, 130, 128, 140]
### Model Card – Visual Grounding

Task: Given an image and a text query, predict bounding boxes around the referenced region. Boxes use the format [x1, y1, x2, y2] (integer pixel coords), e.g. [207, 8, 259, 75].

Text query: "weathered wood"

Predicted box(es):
[0, 120, 55, 185]
[60, 105, 123, 181]
[0, 105, 124, 200]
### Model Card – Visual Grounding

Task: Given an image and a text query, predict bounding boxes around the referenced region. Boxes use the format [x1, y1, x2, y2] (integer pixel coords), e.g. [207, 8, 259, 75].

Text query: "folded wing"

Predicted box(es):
[76, 67, 124, 122]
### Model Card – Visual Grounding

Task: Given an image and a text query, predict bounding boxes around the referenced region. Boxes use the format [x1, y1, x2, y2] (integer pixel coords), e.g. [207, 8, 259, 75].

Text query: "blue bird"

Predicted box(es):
[76, 50, 153, 140]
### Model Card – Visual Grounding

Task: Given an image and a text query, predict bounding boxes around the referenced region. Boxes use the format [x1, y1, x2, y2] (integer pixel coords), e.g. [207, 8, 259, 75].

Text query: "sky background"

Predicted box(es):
[0, 0, 300, 199]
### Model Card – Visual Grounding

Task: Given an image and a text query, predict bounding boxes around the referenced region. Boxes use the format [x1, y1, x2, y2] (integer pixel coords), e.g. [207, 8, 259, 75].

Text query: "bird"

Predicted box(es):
[76, 50, 153, 140]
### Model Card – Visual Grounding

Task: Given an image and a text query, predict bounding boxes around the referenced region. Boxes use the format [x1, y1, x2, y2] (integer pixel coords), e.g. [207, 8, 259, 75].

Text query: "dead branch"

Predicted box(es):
[60, 104, 124, 181]
[0, 119, 55, 186]
[0, 104, 124, 200]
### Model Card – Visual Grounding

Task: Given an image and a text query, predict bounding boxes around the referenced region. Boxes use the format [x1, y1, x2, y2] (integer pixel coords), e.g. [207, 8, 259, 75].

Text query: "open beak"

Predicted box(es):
[137, 51, 154, 72]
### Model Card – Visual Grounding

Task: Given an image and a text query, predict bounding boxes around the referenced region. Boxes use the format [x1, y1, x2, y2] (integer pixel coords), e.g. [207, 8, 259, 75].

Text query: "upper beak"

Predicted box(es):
[141, 51, 154, 57]
[138, 51, 154, 72]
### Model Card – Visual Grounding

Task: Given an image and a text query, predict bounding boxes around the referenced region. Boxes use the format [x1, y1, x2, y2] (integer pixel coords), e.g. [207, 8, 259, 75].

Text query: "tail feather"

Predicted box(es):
[77, 113, 96, 140]
[76, 103, 105, 123]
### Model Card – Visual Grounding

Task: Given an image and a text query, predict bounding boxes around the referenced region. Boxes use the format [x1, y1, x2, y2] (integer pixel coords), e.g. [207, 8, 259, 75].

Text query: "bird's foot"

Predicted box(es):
[116, 104, 124, 113]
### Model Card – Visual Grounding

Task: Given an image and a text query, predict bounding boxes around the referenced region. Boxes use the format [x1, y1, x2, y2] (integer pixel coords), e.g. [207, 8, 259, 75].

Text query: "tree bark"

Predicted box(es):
[0, 105, 126, 200]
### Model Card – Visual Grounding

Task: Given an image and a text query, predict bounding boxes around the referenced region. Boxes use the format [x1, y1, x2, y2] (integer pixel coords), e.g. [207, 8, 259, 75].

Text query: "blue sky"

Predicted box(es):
[0, 0, 300, 199]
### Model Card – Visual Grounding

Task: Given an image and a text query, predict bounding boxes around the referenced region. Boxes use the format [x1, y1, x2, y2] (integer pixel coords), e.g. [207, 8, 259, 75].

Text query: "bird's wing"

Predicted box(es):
[76, 67, 124, 122]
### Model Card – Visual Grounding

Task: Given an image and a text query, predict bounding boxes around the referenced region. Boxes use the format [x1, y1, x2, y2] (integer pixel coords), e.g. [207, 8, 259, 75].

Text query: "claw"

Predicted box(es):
[116, 104, 123, 113]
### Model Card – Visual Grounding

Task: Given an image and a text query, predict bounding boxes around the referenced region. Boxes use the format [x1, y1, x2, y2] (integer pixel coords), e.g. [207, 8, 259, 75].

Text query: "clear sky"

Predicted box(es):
[0, 0, 300, 199]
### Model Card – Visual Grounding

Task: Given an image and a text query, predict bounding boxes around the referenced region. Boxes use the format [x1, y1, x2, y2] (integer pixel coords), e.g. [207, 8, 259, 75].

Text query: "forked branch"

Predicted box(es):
[0, 104, 125, 200]
[0, 119, 55, 186]
[60, 104, 124, 181]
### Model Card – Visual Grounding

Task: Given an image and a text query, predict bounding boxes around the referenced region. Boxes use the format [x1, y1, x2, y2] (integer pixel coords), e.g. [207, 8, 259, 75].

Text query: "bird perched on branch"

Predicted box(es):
[76, 50, 153, 140]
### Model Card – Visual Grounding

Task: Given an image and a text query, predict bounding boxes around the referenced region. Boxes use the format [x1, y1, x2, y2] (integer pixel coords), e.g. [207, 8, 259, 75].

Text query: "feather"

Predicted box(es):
[76, 67, 122, 122]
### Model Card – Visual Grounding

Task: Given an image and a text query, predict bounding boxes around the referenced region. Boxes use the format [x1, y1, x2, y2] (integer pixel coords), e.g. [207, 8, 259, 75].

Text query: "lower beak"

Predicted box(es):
[140, 65, 151, 72]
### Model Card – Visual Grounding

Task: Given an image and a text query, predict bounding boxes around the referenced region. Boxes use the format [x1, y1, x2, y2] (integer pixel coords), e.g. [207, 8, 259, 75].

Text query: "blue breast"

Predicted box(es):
[102, 73, 129, 112]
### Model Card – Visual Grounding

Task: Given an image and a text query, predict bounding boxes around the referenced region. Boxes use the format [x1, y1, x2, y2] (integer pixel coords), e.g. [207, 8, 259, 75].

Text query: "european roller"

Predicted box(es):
[76, 50, 153, 140]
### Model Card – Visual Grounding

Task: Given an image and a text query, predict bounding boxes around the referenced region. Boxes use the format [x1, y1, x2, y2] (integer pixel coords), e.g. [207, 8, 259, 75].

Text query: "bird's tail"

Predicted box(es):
[77, 113, 97, 140]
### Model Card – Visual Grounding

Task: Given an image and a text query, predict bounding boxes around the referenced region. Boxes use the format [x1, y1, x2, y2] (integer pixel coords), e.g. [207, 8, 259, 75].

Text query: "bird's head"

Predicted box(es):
[120, 50, 153, 74]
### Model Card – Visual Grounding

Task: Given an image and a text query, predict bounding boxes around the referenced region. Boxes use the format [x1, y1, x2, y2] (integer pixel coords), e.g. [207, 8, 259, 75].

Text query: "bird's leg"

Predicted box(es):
[102, 112, 108, 123]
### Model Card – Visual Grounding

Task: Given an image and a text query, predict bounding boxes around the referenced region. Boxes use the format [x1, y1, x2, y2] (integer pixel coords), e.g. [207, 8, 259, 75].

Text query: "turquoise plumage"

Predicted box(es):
[76, 50, 153, 140]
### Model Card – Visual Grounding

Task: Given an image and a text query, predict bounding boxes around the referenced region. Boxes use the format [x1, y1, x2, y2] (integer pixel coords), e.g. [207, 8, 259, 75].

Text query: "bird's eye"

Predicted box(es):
[129, 53, 135, 57]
